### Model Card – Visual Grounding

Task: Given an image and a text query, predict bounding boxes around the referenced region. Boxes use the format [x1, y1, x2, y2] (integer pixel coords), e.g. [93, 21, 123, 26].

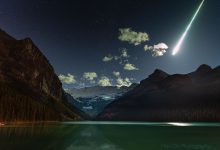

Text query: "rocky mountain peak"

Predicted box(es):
[138, 69, 169, 90]
[151, 69, 168, 76]
[98, 64, 220, 122]
[0, 28, 16, 41]
[196, 64, 212, 73]
[0, 28, 62, 100]
[0, 28, 83, 121]
[148, 69, 169, 81]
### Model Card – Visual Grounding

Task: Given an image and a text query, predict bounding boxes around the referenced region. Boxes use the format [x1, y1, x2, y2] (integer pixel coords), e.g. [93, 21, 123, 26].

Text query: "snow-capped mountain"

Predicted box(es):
[65, 84, 138, 117]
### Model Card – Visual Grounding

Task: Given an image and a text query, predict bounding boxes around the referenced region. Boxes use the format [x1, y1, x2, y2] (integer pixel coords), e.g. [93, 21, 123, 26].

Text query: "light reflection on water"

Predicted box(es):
[0, 122, 220, 150]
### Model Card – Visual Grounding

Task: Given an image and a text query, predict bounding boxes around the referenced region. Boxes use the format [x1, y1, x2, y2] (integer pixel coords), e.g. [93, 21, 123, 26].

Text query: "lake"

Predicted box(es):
[0, 122, 220, 150]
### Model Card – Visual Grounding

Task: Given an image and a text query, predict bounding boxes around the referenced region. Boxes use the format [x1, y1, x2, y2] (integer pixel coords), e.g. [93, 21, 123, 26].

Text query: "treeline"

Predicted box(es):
[136, 108, 220, 122]
[0, 83, 61, 122]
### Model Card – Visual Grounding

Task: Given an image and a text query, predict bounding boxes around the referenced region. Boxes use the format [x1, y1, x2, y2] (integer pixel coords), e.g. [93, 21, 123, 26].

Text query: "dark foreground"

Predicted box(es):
[0, 122, 220, 150]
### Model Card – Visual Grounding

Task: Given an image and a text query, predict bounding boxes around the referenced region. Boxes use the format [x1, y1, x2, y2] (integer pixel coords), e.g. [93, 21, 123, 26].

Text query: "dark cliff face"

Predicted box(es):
[0, 28, 81, 122]
[0, 29, 63, 100]
[98, 65, 220, 122]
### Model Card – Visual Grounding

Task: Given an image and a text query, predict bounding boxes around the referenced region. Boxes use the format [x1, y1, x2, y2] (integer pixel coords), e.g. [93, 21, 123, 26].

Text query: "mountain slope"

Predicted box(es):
[98, 65, 220, 122]
[0, 28, 82, 122]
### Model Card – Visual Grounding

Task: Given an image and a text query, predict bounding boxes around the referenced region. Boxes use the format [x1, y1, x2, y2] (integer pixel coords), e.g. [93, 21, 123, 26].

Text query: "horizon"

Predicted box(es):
[65, 63, 219, 89]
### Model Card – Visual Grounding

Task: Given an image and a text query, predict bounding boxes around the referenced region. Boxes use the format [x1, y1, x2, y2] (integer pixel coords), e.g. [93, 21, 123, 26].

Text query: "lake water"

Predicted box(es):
[0, 122, 220, 150]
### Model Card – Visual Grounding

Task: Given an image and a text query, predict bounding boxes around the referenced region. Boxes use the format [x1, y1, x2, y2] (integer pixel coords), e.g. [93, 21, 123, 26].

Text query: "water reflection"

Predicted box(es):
[0, 124, 79, 150]
[0, 123, 220, 150]
[65, 126, 122, 150]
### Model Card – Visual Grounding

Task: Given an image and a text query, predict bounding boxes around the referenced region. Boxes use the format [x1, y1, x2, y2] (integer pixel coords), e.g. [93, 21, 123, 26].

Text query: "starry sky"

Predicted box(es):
[0, 0, 220, 88]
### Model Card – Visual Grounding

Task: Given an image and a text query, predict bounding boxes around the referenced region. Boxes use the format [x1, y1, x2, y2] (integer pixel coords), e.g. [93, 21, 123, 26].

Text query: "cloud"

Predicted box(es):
[120, 48, 129, 58]
[83, 72, 98, 81]
[116, 77, 132, 87]
[154, 43, 168, 50]
[98, 76, 112, 87]
[113, 71, 120, 77]
[103, 48, 129, 63]
[152, 43, 168, 57]
[102, 48, 130, 66]
[118, 28, 149, 46]
[144, 43, 168, 57]
[123, 63, 139, 71]
[102, 54, 121, 62]
[58, 73, 76, 84]
[102, 55, 114, 62]
[144, 45, 153, 51]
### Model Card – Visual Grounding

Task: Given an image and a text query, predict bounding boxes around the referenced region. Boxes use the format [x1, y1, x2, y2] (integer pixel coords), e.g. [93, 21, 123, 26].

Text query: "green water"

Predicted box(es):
[0, 122, 220, 150]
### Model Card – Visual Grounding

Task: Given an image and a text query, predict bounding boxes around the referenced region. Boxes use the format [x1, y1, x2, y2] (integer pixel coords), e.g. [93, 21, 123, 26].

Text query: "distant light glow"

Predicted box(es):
[63, 121, 193, 126]
[167, 122, 191, 126]
[62, 121, 220, 127]
[172, 0, 205, 55]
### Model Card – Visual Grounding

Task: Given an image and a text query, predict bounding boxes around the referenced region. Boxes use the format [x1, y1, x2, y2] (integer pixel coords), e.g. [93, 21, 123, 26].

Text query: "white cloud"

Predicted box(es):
[144, 43, 168, 57]
[152, 43, 168, 57]
[144, 45, 153, 51]
[154, 43, 168, 50]
[152, 49, 166, 57]
[121, 48, 129, 58]
[58, 73, 76, 84]
[113, 71, 120, 77]
[124, 63, 139, 71]
[116, 77, 132, 87]
[98, 76, 112, 87]
[118, 28, 149, 46]
[102, 55, 114, 62]
[83, 72, 98, 81]
[102, 54, 121, 62]
[102, 48, 131, 66]
[103, 48, 129, 63]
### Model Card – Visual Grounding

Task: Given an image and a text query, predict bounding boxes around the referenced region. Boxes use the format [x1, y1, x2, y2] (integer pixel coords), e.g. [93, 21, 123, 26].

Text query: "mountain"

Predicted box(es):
[66, 84, 138, 117]
[98, 65, 220, 122]
[66, 84, 137, 98]
[0, 28, 83, 122]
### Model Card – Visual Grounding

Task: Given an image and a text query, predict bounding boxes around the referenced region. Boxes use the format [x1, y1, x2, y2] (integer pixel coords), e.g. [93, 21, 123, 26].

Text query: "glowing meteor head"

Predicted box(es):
[172, 32, 187, 55]
[172, 45, 180, 56]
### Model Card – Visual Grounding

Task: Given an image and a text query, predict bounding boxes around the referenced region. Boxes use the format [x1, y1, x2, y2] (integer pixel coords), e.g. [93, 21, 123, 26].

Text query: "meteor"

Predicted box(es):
[172, 0, 205, 55]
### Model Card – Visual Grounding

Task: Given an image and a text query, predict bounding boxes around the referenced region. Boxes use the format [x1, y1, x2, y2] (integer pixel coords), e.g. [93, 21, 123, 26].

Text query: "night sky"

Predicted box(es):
[0, 0, 220, 88]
